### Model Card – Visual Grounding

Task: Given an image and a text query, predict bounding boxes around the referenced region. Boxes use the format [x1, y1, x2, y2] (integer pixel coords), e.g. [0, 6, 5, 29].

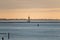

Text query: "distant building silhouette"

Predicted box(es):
[27, 16, 30, 23]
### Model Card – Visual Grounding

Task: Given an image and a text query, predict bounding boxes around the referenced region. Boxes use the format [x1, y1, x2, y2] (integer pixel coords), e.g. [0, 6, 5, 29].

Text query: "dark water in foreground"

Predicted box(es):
[0, 23, 60, 40]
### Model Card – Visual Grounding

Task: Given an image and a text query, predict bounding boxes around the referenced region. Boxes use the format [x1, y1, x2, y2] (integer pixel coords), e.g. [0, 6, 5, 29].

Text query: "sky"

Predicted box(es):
[0, 0, 60, 19]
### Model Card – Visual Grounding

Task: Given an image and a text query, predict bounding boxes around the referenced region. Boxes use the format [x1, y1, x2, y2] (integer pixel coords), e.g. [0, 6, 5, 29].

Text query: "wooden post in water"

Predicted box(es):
[8, 33, 10, 39]
[2, 37, 4, 40]
[37, 24, 39, 27]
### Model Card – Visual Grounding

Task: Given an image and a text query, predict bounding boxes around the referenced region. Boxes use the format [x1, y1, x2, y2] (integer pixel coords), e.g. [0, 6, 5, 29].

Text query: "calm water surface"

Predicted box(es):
[0, 23, 60, 40]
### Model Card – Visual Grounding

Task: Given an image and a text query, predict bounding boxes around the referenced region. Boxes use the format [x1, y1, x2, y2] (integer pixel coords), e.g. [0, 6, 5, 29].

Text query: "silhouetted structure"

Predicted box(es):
[2, 37, 4, 40]
[8, 33, 10, 39]
[37, 24, 39, 27]
[27, 16, 30, 23]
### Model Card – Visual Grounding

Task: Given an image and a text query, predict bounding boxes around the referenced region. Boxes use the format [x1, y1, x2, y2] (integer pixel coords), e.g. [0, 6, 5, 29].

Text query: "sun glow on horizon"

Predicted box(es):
[0, 8, 60, 19]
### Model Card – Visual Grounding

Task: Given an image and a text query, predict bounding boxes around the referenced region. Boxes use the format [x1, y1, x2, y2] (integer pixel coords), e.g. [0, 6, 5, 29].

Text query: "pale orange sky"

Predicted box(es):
[0, 8, 60, 19]
[0, 0, 60, 19]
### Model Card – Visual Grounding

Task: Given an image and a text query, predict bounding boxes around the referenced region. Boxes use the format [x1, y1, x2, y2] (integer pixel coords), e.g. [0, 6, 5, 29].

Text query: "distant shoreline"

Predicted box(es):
[0, 22, 60, 23]
[0, 19, 60, 23]
[0, 19, 60, 20]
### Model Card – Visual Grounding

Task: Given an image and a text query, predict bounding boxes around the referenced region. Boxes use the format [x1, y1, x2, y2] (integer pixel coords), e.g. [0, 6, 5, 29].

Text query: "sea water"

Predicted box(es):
[0, 23, 60, 40]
